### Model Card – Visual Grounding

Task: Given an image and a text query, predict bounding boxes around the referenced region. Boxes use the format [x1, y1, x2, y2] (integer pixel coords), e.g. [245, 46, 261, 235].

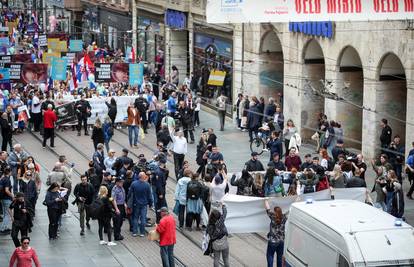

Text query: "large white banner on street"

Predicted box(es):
[206, 0, 414, 23]
[223, 188, 367, 233]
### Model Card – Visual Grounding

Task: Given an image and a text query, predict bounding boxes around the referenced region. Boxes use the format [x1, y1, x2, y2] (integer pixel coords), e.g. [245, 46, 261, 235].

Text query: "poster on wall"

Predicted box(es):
[5, 63, 48, 84]
[206, 0, 414, 23]
[95, 63, 129, 83]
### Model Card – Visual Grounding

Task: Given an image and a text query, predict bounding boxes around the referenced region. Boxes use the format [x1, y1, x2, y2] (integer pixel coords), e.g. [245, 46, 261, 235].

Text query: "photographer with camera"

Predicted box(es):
[75, 94, 92, 136]
[73, 175, 94, 236]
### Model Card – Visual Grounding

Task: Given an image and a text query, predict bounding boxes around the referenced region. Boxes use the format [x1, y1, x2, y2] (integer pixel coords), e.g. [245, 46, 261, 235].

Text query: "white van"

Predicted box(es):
[284, 200, 414, 267]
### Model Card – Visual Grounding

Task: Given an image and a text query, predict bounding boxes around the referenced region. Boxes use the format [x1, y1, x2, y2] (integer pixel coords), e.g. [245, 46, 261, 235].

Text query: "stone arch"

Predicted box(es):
[336, 45, 364, 149]
[258, 30, 284, 107]
[301, 39, 325, 141]
[376, 53, 407, 145]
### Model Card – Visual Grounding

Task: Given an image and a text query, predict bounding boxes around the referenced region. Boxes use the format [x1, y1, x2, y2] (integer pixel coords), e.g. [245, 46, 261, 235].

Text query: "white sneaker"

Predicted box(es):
[139, 234, 144, 237]
[107, 242, 117, 246]
[99, 241, 107, 245]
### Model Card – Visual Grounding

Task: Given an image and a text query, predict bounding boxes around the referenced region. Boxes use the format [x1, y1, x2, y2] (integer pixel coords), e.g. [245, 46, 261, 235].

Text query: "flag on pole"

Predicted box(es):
[71, 63, 78, 90]
[130, 47, 136, 63]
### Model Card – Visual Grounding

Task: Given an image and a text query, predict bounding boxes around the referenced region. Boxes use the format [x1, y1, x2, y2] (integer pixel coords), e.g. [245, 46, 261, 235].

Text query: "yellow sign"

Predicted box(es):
[58, 41, 68, 52]
[208, 70, 226, 86]
[47, 38, 59, 52]
[43, 52, 61, 64]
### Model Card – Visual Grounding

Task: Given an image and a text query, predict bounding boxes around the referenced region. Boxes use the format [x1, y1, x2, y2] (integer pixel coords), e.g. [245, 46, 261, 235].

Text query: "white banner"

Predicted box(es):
[206, 0, 414, 23]
[87, 96, 137, 124]
[223, 188, 367, 233]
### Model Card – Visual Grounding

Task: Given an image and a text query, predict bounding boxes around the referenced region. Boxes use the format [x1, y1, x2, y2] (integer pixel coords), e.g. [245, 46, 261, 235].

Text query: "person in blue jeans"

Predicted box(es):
[265, 200, 287, 267]
[128, 172, 153, 237]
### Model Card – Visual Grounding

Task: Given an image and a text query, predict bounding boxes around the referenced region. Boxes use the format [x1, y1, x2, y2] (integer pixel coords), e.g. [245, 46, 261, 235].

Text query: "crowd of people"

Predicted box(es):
[0, 45, 412, 267]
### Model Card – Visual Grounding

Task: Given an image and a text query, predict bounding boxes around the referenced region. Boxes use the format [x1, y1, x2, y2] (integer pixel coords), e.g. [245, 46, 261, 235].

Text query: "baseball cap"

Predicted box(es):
[251, 152, 259, 157]
[157, 207, 169, 213]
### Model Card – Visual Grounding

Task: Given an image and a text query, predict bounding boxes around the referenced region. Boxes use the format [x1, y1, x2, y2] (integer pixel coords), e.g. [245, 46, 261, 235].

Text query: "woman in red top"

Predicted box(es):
[9, 236, 40, 267]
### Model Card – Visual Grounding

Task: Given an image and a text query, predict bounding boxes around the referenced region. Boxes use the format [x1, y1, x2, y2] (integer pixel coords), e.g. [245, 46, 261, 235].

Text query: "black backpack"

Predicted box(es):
[87, 198, 104, 220]
[303, 184, 315, 194]
[187, 181, 201, 200]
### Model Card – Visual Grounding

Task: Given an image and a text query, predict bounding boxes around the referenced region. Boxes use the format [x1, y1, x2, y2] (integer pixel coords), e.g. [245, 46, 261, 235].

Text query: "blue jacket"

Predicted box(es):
[45, 191, 61, 209]
[174, 177, 191, 205]
[267, 138, 283, 156]
[128, 179, 153, 207]
[103, 122, 113, 143]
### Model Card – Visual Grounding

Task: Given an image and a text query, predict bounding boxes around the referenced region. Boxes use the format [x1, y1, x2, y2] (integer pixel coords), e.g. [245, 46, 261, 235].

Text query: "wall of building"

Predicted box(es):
[233, 21, 414, 159]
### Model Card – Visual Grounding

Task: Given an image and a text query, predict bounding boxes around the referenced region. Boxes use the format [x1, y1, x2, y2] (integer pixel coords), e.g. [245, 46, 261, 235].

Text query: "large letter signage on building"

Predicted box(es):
[206, 0, 414, 23]
[289, 21, 334, 39]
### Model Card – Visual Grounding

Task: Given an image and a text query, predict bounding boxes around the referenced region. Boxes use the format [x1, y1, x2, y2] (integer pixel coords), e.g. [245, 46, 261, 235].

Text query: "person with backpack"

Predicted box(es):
[94, 185, 116, 246]
[230, 170, 255, 196]
[264, 168, 285, 197]
[73, 175, 94, 236]
[207, 203, 229, 267]
[299, 169, 318, 194]
[186, 174, 204, 231]
[134, 93, 149, 134]
[174, 169, 191, 229]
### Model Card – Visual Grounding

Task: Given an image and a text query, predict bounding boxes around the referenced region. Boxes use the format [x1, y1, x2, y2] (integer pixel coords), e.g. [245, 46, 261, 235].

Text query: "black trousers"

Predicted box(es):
[43, 128, 55, 147]
[186, 212, 201, 228]
[11, 223, 28, 247]
[1, 134, 12, 151]
[77, 116, 88, 134]
[141, 112, 148, 132]
[178, 204, 186, 228]
[98, 217, 112, 242]
[113, 205, 125, 239]
[194, 111, 200, 126]
[218, 110, 225, 130]
[173, 153, 185, 179]
[32, 112, 42, 132]
[47, 208, 60, 238]
[184, 130, 194, 142]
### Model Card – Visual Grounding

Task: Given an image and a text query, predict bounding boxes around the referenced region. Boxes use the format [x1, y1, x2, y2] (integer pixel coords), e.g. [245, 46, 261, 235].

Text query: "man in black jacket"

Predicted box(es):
[178, 101, 195, 144]
[244, 152, 265, 172]
[9, 192, 32, 247]
[380, 118, 392, 151]
[134, 93, 149, 133]
[75, 94, 91, 136]
[73, 175, 94, 235]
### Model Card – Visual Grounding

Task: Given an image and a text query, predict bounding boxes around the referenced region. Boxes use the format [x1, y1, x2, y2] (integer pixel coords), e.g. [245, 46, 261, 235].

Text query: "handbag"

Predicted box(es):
[148, 229, 160, 241]
[212, 235, 229, 251]
[241, 116, 247, 127]
[173, 200, 180, 216]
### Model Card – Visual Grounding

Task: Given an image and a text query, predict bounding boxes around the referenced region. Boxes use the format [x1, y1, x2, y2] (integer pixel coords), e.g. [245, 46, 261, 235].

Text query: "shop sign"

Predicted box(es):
[165, 9, 187, 30]
[289, 21, 334, 39]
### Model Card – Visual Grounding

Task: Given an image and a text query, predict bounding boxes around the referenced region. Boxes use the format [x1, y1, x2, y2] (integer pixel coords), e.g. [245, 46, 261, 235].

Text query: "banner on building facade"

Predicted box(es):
[95, 63, 129, 83]
[208, 70, 226, 86]
[129, 63, 144, 85]
[206, 0, 414, 23]
[51, 57, 67, 80]
[5, 63, 48, 84]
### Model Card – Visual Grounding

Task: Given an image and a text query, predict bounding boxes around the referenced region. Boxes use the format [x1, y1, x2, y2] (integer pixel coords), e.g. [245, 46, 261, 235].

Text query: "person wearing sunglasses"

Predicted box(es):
[9, 236, 40, 267]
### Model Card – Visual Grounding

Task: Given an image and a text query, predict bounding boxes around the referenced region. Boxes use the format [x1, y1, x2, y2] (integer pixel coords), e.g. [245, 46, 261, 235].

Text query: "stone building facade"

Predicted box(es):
[233, 21, 414, 159]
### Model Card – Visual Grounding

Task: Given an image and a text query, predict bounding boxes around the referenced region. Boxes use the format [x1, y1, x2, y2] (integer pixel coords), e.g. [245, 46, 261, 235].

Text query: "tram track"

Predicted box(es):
[114, 128, 268, 264]
[26, 131, 187, 267]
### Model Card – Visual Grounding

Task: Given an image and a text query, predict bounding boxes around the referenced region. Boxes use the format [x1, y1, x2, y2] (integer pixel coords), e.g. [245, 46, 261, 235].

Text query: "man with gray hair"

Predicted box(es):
[7, 144, 29, 193]
[42, 103, 57, 148]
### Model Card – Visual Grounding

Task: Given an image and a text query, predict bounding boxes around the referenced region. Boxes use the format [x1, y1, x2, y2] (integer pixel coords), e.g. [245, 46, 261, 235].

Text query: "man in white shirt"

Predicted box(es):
[171, 131, 187, 179]
[31, 91, 42, 132]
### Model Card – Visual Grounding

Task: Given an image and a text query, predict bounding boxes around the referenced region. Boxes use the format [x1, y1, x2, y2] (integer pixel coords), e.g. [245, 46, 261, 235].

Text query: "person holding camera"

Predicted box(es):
[73, 175, 94, 236]
[44, 182, 67, 240]
[75, 94, 92, 136]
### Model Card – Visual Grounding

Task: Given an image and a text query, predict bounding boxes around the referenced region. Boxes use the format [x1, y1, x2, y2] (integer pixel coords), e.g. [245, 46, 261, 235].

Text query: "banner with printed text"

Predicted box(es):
[51, 57, 67, 80]
[95, 63, 129, 83]
[5, 63, 48, 84]
[129, 63, 144, 86]
[206, 0, 414, 23]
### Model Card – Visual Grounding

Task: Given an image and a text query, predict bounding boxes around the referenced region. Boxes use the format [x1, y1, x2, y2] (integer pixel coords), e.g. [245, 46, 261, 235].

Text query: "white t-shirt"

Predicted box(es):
[172, 136, 187, 154]
[210, 181, 227, 203]
[31, 96, 41, 113]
